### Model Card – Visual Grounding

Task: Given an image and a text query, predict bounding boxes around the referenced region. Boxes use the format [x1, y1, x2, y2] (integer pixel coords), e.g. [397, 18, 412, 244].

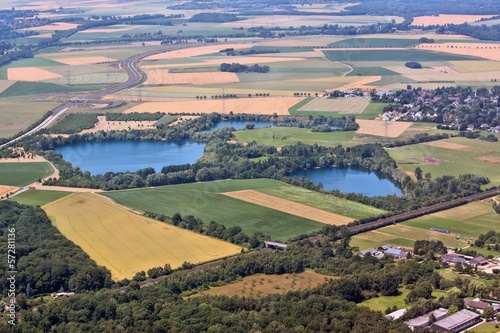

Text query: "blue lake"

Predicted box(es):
[55, 140, 206, 175]
[211, 120, 277, 130]
[292, 167, 402, 197]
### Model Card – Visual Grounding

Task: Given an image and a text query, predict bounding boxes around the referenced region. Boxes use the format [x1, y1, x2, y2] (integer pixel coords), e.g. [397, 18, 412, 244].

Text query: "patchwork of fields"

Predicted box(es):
[43, 193, 242, 280]
[101, 179, 381, 241]
[351, 199, 499, 252]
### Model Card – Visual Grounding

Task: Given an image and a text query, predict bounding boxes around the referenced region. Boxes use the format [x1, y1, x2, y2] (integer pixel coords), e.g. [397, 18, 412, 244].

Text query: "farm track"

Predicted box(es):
[348, 187, 500, 234]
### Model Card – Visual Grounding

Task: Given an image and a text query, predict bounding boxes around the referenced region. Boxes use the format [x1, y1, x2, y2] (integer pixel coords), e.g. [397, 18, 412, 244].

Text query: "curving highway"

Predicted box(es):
[0, 46, 187, 149]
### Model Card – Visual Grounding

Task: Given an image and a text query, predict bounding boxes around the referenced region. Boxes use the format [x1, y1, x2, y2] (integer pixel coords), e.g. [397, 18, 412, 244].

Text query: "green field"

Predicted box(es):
[388, 137, 500, 186]
[328, 38, 419, 48]
[101, 179, 326, 241]
[48, 113, 99, 134]
[346, 67, 400, 76]
[323, 49, 480, 62]
[353, 199, 499, 251]
[233, 126, 356, 147]
[0, 82, 109, 98]
[0, 101, 59, 138]
[256, 184, 385, 219]
[12, 190, 71, 207]
[0, 162, 54, 187]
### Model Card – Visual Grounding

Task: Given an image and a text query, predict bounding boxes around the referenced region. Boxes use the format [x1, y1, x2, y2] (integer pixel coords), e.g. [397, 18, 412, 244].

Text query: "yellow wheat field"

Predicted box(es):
[123, 97, 303, 115]
[7, 67, 62, 81]
[415, 43, 500, 61]
[43, 193, 241, 280]
[412, 14, 495, 27]
[356, 119, 413, 138]
[144, 70, 240, 85]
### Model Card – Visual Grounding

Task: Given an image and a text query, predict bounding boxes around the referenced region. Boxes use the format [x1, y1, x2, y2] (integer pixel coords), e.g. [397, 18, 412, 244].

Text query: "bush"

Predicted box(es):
[405, 61, 422, 69]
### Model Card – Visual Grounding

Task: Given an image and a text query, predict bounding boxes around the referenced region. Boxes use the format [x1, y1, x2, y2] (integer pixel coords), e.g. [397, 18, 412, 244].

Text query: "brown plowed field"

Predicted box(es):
[222, 190, 352, 225]
[0, 186, 19, 197]
[356, 119, 412, 138]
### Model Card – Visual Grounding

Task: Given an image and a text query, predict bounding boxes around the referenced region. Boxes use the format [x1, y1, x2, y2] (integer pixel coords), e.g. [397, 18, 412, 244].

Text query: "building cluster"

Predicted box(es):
[379, 87, 500, 132]
[357, 244, 412, 260]
[387, 301, 500, 332]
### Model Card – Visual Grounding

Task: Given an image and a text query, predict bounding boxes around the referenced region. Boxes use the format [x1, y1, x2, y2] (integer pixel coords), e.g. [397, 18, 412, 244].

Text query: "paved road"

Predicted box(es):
[0, 46, 188, 149]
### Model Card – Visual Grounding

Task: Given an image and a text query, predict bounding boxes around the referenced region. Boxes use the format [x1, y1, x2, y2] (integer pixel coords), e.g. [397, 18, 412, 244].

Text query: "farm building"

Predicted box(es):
[404, 308, 448, 330]
[264, 241, 287, 250]
[357, 247, 381, 258]
[378, 245, 412, 259]
[465, 299, 500, 313]
[431, 227, 450, 234]
[385, 308, 406, 321]
[429, 309, 481, 332]
[469, 256, 488, 266]
[442, 253, 468, 265]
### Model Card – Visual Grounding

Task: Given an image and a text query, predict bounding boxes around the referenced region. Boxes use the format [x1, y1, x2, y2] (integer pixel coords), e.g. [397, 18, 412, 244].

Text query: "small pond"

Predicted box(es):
[291, 167, 402, 197]
[55, 140, 206, 175]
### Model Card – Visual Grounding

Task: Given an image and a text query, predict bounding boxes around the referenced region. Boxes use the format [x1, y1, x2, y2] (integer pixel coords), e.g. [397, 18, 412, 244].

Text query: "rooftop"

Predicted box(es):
[431, 309, 480, 331]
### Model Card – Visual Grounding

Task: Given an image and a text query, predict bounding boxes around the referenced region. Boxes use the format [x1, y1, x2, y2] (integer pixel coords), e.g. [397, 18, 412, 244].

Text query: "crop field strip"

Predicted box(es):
[297, 97, 370, 114]
[222, 190, 353, 225]
[101, 179, 380, 240]
[352, 199, 499, 252]
[322, 49, 481, 62]
[11, 190, 71, 207]
[0, 185, 18, 198]
[0, 162, 54, 187]
[43, 193, 242, 280]
[0, 101, 59, 138]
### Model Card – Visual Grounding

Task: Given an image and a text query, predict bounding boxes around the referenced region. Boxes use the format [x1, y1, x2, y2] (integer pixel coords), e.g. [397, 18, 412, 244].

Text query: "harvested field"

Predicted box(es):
[43, 193, 241, 280]
[256, 39, 330, 47]
[222, 190, 353, 225]
[0, 185, 19, 198]
[203, 56, 305, 65]
[476, 156, 500, 164]
[0, 80, 16, 94]
[356, 119, 412, 138]
[335, 76, 382, 91]
[415, 43, 500, 61]
[54, 56, 117, 65]
[144, 70, 239, 85]
[422, 140, 488, 153]
[298, 97, 370, 114]
[79, 116, 157, 134]
[193, 271, 335, 298]
[123, 97, 303, 115]
[22, 22, 79, 31]
[412, 14, 495, 27]
[451, 60, 500, 73]
[7, 67, 62, 81]
[145, 44, 253, 60]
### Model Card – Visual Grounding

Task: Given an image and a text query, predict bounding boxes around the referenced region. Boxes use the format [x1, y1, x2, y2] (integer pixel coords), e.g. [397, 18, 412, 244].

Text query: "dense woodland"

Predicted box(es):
[1, 207, 499, 331]
[0, 202, 112, 297]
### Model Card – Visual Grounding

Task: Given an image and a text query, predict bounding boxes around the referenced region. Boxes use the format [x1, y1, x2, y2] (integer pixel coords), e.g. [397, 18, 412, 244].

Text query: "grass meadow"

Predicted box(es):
[323, 49, 480, 62]
[0, 162, 54, 187]
[233, 126, 356, 147]
[193, 271, 334, 298]
[101, 179, 325, 241]
[388, 137, 500, 186]
[0, 101, 59, 138]
[43, 193, 242, 280]
[352, 198, 499, 251]
[360, 289, 446, 313]
[12, 190, 71, 207]
[0, 82, 109, 98]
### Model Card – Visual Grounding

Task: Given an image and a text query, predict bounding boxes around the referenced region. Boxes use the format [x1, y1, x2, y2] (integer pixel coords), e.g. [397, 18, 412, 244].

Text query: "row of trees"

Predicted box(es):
[220, 62, 270, 73]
